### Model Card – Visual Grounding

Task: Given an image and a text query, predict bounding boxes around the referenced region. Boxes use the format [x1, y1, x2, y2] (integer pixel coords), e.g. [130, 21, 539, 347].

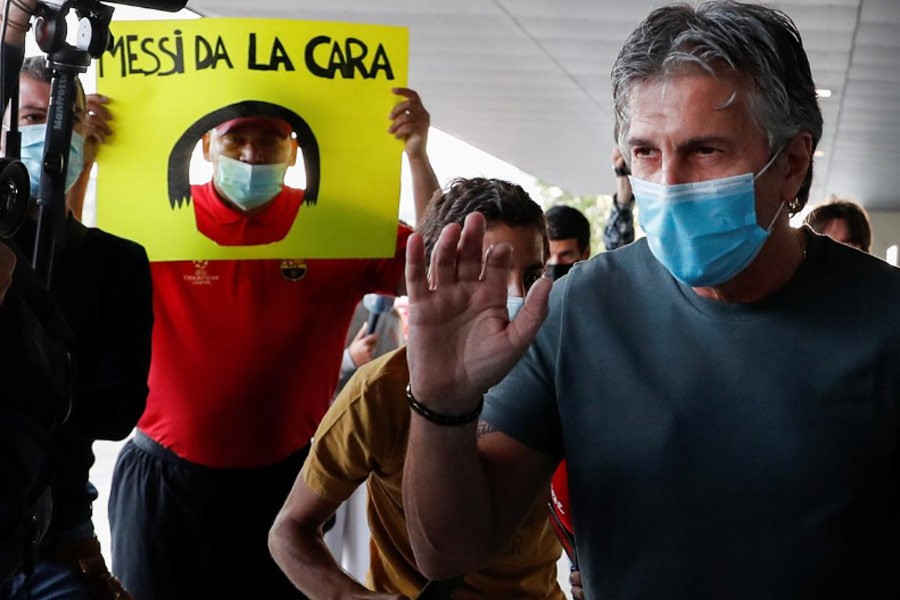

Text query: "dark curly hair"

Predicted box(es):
[418, 177, 548, 263]
[545, 205, 590, 253]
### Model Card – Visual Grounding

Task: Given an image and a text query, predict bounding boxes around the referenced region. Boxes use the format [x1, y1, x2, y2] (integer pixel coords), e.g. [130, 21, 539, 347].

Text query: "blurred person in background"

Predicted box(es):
[803, 198, 872, 253]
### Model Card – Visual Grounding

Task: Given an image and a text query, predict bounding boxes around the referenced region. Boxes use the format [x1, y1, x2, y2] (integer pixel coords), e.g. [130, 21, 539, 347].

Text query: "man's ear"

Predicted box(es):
[780, 132, 813, 206]
[580, 246, 591, 261]
[287, 137, 298, 167]
[201, 132, 213, 161]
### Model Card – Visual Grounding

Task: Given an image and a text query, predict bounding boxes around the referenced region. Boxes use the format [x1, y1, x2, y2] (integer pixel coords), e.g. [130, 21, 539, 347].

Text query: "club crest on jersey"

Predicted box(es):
[280, 259, 307, 281]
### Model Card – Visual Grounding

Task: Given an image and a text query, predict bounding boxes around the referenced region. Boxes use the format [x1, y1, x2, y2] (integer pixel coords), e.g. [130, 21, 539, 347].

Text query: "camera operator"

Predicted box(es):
[1, 3, 153, 598]
[0, 233, 77, 586]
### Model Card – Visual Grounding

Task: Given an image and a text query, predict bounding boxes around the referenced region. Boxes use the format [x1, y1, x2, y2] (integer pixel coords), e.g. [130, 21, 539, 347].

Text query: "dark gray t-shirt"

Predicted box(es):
[484, 231, 900, 598]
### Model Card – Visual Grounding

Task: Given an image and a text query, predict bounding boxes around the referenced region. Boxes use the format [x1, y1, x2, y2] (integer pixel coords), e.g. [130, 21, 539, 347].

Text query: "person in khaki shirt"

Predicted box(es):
[269, 177, 563, 600]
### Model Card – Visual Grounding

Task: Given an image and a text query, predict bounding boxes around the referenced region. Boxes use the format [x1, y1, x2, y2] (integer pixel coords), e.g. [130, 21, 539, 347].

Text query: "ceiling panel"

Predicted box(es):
[185, 0, 900, 210]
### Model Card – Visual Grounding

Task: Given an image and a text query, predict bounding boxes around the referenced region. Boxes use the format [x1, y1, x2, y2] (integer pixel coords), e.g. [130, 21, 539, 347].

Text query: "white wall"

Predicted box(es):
[868, 210, 900, 265]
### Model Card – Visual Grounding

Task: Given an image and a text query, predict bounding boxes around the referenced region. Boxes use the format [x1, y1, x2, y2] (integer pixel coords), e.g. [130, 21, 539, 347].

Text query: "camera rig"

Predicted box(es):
[0, 0, 186, 287]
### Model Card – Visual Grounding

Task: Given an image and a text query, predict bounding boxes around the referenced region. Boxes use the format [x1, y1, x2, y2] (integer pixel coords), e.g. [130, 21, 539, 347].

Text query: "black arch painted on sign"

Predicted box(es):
[166, 100, 320, 209]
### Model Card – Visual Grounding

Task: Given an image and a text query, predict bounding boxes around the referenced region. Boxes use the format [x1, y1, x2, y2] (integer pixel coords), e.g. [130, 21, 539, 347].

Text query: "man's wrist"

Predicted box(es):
[406, 150, 429, 163]
[407, 384, 483, 427]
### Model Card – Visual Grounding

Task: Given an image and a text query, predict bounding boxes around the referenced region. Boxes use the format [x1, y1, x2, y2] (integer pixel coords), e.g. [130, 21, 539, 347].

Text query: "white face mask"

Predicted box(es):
[506, 296, 525, 320]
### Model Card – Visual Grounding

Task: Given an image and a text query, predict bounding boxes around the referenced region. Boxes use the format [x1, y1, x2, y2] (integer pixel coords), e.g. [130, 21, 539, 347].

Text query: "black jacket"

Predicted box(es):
[16, 217, 153, 534]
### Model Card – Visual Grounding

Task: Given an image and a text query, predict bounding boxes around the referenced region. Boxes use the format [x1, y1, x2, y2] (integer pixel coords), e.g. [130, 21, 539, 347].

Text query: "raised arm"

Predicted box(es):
[402, 212, 557, 578]
[388, 87, 439, 226]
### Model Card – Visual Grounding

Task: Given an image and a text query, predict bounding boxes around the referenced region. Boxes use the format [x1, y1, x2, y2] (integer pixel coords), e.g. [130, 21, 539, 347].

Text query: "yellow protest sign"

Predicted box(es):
[95, 18, 408, 261]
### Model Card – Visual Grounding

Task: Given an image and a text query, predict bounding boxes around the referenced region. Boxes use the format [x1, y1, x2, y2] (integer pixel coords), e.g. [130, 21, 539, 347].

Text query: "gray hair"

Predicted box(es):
[21, 56, 87, 111]
[612, 1, 823, 214]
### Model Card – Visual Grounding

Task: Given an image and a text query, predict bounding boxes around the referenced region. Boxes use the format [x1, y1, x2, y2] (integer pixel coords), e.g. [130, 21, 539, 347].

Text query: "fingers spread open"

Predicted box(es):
[405, 233, 429, 302]
[457, 212, 486, 282]
[507, 276, 551, 350]
[480, 242, 513, 301]
[429, 223, 462, 288]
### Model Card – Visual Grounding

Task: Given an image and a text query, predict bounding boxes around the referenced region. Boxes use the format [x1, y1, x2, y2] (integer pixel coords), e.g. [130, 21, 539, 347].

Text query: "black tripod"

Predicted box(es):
[28, 0, 114, 287]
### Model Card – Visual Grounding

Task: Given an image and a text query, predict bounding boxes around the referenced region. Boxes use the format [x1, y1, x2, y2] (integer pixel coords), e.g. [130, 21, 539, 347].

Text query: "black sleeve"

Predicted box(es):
[59, 240, 153, 441]
[0, 240, 67, 584]
[0, 410, 54, 586]
[0, 241, 73, 428]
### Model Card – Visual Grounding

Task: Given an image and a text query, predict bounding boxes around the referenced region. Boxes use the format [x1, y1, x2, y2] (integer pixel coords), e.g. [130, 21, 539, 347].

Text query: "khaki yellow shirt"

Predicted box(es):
[302, 347, 564, 599]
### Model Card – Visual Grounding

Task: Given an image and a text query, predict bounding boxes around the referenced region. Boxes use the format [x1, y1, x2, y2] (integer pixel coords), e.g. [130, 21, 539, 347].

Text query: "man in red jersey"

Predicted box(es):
[108, 87, 438, 600]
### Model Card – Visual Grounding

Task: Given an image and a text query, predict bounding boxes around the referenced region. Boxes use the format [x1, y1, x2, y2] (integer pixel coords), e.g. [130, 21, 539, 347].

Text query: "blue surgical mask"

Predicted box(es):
[20, 124, 85, 198]
[214, 155, 287, 211]
[507, 296, 525, 320]
[631, 151, 783, 287]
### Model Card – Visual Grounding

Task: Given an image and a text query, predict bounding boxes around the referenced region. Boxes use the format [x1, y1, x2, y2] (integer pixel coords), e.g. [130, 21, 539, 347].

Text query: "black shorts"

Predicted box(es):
[108, 431, 310, 600]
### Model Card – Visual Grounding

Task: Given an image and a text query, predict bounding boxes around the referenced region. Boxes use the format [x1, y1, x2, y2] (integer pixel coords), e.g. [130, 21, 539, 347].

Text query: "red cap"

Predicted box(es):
[215, 117, 292, 138]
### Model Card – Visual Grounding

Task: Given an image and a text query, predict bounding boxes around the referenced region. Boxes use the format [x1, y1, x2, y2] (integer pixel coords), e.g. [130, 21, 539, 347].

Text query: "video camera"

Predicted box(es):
[0, 0, 186, 286]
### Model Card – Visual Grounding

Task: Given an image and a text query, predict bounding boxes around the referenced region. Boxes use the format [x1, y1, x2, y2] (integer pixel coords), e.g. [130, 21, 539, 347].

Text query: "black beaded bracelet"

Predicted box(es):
[406, 384, 483, 427]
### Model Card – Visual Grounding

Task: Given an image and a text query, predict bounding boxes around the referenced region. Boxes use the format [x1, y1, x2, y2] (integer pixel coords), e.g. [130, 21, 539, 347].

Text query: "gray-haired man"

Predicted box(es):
[400, 2, 900, 598]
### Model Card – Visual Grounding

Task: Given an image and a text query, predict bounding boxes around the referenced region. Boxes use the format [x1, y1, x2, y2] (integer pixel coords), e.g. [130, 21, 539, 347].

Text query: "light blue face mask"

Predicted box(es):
[507, 296, 525, 320]
[20, 124, 85, 198]
[214, 155, 287, 212]
[631, 150, 784, 287]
